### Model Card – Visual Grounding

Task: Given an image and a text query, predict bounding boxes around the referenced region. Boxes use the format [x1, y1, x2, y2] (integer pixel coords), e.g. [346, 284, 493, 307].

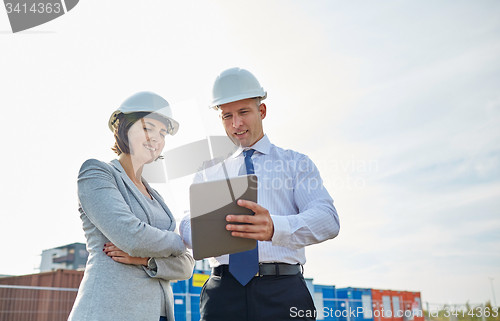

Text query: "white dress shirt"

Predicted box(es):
[179, 134, 340, 267]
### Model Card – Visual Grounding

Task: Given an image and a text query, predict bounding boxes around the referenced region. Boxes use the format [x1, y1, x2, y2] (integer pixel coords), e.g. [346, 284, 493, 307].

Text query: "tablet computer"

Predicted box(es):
[189, 174, 258, 260]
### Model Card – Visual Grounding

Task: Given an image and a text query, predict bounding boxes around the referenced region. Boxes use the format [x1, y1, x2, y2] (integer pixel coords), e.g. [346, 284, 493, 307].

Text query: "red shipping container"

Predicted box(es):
[402, 291, 424, 321]
[371, 289, 395, 321]
[390, 290, 405, 321]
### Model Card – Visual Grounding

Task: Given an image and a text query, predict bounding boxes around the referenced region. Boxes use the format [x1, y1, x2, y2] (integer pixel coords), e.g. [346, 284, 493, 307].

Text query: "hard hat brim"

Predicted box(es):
[108, 110, 180, 135]
[210, 91, 267, 110]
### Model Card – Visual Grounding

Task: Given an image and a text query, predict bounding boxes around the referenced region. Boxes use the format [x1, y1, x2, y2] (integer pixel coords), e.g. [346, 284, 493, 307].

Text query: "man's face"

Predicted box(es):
[220, 98, 266, 148]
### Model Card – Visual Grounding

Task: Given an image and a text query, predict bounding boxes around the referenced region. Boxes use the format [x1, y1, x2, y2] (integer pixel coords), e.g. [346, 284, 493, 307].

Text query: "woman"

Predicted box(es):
[69, 91, 195, 321]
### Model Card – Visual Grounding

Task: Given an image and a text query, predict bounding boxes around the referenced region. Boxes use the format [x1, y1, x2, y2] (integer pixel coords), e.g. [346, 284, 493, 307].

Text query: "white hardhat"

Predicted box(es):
[209, 67, 267, 110]
[108, 91, 179, 135]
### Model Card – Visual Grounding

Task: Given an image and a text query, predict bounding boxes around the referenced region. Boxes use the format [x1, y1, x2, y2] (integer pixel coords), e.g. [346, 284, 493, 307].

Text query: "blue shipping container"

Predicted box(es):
[314, 284, 337, 320]
[173, 270, 209, 321]
[336, 287, 374, 321]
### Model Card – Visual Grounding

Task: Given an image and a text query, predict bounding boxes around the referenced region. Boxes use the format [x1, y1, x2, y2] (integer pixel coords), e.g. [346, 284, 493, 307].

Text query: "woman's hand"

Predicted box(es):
[103, 242, 148, 266]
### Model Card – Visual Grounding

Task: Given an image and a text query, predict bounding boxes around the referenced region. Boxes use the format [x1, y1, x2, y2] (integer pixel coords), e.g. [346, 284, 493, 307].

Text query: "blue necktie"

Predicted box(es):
[229, 149, 259, 286]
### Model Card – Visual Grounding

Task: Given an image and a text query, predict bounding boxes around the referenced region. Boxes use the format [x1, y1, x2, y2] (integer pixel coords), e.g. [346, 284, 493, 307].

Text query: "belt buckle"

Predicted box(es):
[255, 263, 262, 277]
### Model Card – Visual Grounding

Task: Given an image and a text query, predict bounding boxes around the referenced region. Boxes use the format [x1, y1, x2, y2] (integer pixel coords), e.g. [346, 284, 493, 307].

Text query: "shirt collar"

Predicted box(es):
[231, 134, 271, 158]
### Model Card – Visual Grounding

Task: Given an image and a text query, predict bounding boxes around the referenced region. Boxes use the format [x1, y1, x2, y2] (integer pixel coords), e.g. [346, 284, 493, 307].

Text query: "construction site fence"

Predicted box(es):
[0, 284, 78, 321]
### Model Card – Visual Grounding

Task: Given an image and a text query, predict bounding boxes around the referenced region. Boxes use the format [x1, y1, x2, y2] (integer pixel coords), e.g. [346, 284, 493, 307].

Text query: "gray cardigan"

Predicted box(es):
[69, 159, 194, 321]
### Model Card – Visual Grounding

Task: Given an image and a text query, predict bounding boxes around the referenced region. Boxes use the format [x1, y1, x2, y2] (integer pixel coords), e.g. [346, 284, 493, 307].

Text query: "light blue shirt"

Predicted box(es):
[180, 134, 340, 266]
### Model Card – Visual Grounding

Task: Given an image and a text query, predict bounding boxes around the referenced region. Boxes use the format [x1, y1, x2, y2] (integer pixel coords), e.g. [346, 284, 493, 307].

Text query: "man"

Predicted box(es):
[180, 67, 340, 321]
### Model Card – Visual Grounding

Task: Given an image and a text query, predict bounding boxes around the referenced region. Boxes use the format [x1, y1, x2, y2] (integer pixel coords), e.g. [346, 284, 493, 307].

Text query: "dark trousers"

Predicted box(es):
[200, 268, 316, 321]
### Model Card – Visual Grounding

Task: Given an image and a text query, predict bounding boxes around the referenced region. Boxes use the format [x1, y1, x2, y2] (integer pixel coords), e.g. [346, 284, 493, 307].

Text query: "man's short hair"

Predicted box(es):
[254, 97, 262, 108]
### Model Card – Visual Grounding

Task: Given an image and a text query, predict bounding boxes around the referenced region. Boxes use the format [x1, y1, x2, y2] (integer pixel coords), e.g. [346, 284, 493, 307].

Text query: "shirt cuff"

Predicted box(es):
[179, 216, 193, 249]
[270, 215, 291, 247]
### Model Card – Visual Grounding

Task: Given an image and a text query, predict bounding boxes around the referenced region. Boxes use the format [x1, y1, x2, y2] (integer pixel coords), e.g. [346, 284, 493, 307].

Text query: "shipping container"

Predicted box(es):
[172, 269, 209, 321]
[314, 284, 337, 321]
[402, 291, 424, 321]
[337, 287, 374, 321]
[0, 269, 84, 288]
[390, 290, 405, 321]
[371, 289, 424, 321]
[372, 289, 395, 321]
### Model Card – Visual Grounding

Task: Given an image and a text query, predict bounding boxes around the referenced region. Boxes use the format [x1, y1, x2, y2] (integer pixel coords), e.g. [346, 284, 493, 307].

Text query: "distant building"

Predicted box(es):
[40, 243, 88, 272]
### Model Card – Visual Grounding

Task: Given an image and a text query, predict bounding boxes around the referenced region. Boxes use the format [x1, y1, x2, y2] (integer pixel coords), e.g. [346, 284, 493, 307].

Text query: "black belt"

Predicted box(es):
[212, 263, 302, 277]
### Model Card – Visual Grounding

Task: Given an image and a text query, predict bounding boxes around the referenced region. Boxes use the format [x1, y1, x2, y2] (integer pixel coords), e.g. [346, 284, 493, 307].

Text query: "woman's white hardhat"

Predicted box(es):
[209, 67, 267, 110]
[108, 91, 179, 135]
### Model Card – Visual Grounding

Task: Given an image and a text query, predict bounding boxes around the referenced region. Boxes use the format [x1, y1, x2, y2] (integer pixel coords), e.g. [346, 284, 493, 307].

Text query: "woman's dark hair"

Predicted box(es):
[111, 112, 172, 158]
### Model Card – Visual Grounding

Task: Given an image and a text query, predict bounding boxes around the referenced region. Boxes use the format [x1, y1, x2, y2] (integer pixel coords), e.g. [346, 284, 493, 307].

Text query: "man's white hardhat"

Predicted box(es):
[108, 91, 179, 135]
[209, 67, 267, 110]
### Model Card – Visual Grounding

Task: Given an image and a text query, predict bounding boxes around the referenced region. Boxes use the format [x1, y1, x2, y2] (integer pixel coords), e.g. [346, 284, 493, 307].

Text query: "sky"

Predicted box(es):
[1, 0, 499, 307]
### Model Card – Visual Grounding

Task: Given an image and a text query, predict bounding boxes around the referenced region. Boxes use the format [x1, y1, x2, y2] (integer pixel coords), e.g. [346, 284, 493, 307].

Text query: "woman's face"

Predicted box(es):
[127, 117, 168, 164]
